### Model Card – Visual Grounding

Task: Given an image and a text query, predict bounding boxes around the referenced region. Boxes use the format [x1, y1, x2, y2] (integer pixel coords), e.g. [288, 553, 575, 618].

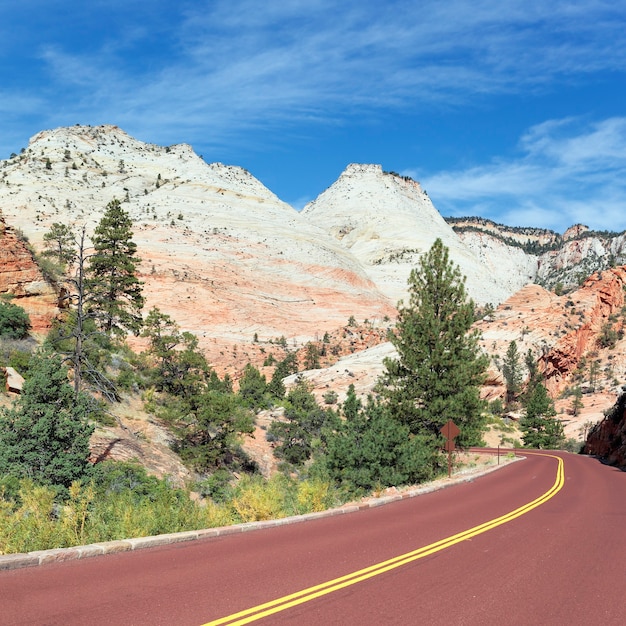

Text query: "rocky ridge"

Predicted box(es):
[451, 216, 626, 293]
[583, 389, 626, 468]
[302, 164, 515, 306]
[2, 125, 626, 474]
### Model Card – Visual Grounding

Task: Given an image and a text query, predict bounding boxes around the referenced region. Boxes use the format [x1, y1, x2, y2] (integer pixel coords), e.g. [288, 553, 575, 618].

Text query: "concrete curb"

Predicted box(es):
[0, 456, 519, 571]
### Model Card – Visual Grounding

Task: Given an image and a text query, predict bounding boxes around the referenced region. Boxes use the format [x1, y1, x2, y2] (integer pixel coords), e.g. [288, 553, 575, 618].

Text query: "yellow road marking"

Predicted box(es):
[204, 453, 564, 625]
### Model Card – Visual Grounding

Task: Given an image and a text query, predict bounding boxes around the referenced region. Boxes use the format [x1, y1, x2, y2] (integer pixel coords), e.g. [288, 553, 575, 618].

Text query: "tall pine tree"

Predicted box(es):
[86, 199, 144, 336]
[520, 382, 564, 449]
[502, 340, 523, 406]
[380, 238, 489, 448]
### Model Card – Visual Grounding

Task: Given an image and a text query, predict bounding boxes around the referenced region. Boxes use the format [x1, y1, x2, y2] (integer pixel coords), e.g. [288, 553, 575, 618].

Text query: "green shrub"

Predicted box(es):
[0, 301, 31, 339]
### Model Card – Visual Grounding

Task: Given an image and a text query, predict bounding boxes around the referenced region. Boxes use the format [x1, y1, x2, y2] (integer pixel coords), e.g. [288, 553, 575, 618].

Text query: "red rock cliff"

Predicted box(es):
[0, 215, 58, 333]
[583, 390, 626, 468]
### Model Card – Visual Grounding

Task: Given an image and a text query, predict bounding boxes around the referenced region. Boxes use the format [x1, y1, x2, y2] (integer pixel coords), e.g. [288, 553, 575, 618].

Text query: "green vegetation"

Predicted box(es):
[314, 386, 439, 496]
[519, 382, 564, 449]
[0, 301, 31, 339]
[41, 222, 76, 267]
[138, 307, 254, 473]
[0, 465, 338, 554]
[86, 199, 144, 336]
[267, 378, 339, 466]
[0, 352, 96, 491]
[502, 340, 523, 406]
[380, 238, 489, 449]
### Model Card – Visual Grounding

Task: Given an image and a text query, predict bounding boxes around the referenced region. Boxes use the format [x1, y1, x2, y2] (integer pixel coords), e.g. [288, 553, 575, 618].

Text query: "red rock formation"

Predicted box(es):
[583, 390, 626, 468]
[0, 216, 59, 333]
[540, 267, 626, 395]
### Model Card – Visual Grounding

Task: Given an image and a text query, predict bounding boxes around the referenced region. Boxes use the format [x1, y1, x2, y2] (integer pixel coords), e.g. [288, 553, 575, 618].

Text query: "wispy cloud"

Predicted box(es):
[3, 0, 624, 149]
[417, 117, 626, 232]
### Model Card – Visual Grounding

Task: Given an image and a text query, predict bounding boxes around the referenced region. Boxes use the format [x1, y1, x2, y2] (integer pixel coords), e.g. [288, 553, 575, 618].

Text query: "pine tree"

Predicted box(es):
[46, 226, 117, 401]
[268, 379, 338, 465]
[86, 199, 144, 336]
[177, 389, 254, 471]
[520, 382, 564, 449]
[238, 363, 268, 409]
[570, 386, 584, 417]
[380, 238, 489, 448]
[502, 340, 523, 405]
[141, 307, 210, 398]
[41, 222, 76, 267]
[0, 352, 96, 490]
[320, 394, 439, 494]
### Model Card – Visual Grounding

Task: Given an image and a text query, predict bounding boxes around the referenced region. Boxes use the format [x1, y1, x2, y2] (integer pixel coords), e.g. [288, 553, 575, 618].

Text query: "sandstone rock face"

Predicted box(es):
[0, 126, 395, 359]
[452, 229, 538, 298]
[453, 216, 626, 293]
[3, 124, 626, 471]
[0, 216, 58, 333]
[476, 268, 626, 396]
[583, 390, 626, 468]
[302, 164, 514, 306]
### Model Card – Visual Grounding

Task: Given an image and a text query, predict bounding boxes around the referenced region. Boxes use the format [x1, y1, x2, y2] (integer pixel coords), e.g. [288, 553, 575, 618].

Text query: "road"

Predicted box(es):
[0, 452, 624, 625]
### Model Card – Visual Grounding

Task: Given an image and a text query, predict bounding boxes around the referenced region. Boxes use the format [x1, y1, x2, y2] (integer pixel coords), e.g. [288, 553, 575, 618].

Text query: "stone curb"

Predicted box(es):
[0, 456, 519, 572]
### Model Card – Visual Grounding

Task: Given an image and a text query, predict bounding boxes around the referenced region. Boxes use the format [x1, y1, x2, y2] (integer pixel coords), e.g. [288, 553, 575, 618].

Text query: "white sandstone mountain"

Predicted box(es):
[4, 124, 621, 359]
[301, 164, 527, 306]
[0, 126, 395, 354]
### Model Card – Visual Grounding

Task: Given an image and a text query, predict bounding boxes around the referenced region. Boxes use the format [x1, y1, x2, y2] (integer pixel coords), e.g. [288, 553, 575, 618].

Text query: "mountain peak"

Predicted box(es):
[303, 162, 512, 305]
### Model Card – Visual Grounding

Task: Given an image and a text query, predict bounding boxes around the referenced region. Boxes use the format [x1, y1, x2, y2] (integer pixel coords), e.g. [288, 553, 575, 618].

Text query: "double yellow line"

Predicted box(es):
[205, 453, 564, 625]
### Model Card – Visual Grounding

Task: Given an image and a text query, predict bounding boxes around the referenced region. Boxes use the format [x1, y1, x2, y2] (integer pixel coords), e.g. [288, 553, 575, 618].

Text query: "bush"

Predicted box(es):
[0, 301, 31, 339]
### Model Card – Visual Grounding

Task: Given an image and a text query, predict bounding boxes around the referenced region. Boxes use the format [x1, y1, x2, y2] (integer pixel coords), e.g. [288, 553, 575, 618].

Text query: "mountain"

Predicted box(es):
[450, 218, 626, 293]
[2, 125, 626, 467]
[0, 126, 395, 367]
[302, 164, 517, 306]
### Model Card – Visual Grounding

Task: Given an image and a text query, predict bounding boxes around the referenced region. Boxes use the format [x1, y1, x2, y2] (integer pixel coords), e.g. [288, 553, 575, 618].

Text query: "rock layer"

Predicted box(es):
[583, 390, 626, 468]
[0, 216, 57, 333]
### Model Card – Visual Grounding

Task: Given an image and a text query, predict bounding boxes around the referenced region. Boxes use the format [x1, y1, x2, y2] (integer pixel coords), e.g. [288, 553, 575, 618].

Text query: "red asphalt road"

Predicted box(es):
[0, 452, 624, 625]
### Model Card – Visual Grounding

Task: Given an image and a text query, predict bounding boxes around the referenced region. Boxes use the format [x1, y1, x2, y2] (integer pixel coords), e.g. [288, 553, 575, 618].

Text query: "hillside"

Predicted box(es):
[302, 164, 516, 306]
[450, 217, 626, 293]
[0, 126, 395, 369]
[2, 124, 626, 478]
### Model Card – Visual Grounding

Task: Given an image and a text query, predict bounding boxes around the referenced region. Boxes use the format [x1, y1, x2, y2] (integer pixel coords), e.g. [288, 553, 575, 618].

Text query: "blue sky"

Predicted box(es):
[1, 0, 625, 233]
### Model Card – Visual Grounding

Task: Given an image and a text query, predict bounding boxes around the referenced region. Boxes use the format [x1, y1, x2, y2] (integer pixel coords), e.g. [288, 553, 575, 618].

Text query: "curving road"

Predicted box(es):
[0, 452, 624, 625]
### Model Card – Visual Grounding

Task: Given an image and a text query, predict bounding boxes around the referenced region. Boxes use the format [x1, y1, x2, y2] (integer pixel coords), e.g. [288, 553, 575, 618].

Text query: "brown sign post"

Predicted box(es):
[440, 419, 460, 478]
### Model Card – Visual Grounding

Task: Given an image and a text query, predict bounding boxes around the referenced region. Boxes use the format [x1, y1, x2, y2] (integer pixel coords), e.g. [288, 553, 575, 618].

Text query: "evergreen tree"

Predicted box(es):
[342, 384, 362, 421]
[238, 363, 268, 409]
[0, 352, 96, 490]
[46, 226, 117, 401]
[303, 342, 321, 369]
[524, 348, 540, 391]
[268, 379, 338, 465]
[380, 238, 488, 448]
[570, 386, 584, 417]
[86, 199, 144, 336]
[41, 222, 76, 267]
[0, 300, 31, 339]
[141, 307, 210, 398]
[502, 340, 523, 405]
[267, 352, 298, 400]
[520, 382, 564, 449]
[320, 395, 439, 495]
[176, 389, 254, 471]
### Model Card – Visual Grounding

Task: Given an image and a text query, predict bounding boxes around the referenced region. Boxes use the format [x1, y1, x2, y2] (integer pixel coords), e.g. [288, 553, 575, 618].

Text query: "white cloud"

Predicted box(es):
[417, 117, 626, 232]
[8, 0, 623, 148]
